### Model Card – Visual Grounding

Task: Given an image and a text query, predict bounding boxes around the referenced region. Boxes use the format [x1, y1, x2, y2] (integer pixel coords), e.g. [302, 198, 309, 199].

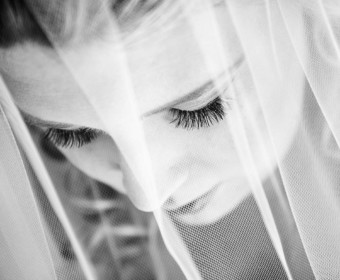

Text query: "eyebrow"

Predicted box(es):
[142, 56, 244, 117]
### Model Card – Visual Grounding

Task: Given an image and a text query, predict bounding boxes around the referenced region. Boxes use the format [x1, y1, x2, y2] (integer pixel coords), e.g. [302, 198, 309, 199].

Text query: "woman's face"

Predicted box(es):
[0, 3, 304, 223]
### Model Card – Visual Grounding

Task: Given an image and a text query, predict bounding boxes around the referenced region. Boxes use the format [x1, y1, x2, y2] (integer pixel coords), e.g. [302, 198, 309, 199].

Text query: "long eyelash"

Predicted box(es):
[169, 97, 228, 129]
[43, 128, 100, 148]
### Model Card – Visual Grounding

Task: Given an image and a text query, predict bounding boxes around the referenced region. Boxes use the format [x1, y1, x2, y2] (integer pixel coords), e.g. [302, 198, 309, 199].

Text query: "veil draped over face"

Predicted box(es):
[1, 0, 340, 279]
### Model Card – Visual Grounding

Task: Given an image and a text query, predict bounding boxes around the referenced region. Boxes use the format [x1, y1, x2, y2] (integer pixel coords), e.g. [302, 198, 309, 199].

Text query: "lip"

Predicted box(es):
[165, 183, 221, 215]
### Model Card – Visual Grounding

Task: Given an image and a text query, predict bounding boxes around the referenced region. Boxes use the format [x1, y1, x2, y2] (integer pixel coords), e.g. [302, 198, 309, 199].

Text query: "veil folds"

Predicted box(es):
[1, 0, 340, 279]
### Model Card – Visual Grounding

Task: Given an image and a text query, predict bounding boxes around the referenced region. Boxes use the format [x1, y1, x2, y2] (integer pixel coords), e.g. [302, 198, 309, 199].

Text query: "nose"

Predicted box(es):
[119, 156, 191, 211]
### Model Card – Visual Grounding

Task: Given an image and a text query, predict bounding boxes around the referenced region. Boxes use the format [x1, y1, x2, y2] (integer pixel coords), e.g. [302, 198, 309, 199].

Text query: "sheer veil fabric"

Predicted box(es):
[0, 0, 340, 279]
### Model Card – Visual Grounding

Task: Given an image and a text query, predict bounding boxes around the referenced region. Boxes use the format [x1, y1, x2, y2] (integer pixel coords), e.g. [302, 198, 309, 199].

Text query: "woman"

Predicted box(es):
[0, 0, 340, 279]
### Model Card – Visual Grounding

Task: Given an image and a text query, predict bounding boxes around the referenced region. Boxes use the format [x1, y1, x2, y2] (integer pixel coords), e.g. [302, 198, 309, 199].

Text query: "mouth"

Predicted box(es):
[165, 183, 221, 215]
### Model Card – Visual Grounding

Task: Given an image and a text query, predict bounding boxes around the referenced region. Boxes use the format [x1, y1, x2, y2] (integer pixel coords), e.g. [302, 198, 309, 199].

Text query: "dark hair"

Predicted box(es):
[0, 0, 49, 47]
[0, 0, 163, 48]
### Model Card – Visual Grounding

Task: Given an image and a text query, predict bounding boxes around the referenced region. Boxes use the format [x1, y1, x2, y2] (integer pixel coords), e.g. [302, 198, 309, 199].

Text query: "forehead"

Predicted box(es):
[0, 4, 241, 128]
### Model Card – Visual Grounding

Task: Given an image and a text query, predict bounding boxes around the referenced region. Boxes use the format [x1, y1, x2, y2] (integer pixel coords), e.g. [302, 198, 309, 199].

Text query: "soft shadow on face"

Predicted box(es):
[0, 2, 304, 224]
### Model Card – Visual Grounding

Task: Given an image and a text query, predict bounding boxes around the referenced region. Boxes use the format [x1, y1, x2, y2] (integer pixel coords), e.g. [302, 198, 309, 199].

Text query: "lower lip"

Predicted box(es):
[166, 183, 221, 215]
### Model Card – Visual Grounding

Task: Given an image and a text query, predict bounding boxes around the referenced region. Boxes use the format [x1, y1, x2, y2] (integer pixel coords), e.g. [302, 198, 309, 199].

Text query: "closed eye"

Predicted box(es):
[169, 96, 231, 129]
[43, 127, 102, 148]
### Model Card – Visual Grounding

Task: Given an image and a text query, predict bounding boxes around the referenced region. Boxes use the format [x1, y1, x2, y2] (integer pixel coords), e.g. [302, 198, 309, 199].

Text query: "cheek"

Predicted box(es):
[229, 64, 304, 187]
[141, 115, 245, 196]
[122, 113, 258, 213]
